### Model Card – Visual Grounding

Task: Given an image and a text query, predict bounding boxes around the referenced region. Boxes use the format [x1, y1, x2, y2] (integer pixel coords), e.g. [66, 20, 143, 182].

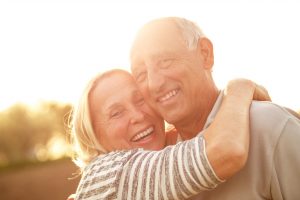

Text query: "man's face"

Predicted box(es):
[130, 20, 214, 125]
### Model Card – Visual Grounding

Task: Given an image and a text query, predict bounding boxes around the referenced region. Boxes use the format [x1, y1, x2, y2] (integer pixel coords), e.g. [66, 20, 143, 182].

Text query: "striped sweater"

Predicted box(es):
[75, 134, 223, 200]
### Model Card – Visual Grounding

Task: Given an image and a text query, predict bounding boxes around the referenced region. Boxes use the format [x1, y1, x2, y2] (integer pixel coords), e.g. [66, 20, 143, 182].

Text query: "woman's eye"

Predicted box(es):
[111, 110, 123, 118]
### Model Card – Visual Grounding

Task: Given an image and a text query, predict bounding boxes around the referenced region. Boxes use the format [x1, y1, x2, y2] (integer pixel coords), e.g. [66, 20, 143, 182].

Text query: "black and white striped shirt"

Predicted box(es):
[75, 134, 223, 200]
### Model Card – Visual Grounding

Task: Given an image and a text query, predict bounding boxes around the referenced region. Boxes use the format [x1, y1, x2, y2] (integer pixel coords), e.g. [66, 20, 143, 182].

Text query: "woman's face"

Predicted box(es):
[89, 72, 166, 152]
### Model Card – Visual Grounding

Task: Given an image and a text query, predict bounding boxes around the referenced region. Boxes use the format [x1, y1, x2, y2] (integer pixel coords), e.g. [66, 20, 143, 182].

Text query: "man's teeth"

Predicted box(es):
[132, 127, 154, 142]
[159, 90, 177, 102]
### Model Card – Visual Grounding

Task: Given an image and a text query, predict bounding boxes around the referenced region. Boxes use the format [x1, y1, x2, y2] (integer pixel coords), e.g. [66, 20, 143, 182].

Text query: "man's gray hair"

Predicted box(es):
[171, 17, 206, 50]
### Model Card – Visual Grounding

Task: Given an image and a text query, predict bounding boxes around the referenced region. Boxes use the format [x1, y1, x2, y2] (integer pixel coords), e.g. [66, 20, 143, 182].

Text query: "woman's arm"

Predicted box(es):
[204, 79, 270, 180]
[75, 79, 271, 200]
[75, 135, 221, 200]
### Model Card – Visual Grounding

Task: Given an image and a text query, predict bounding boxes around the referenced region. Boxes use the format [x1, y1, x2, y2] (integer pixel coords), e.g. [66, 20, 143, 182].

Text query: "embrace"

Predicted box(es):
[69, 17, 300, 200]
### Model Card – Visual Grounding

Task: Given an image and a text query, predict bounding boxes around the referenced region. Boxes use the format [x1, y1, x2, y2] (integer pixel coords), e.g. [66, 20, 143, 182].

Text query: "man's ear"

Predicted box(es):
[197, 37, 214, 70]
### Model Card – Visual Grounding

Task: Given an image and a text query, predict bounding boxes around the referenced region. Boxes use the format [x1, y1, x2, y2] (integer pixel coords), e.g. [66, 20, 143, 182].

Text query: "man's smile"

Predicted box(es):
[158, 89, 179, 103]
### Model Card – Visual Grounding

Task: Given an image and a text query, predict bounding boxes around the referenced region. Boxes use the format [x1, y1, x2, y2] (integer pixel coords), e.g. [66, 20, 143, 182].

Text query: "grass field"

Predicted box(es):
[0, 158, 80, 200]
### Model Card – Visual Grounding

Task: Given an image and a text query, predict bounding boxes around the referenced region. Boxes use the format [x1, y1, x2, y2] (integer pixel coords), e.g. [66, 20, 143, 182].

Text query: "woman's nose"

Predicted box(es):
[130, 107, 145, 124]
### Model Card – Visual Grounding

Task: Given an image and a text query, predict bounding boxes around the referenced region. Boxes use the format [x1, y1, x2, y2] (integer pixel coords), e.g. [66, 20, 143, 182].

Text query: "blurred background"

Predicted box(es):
[0, 1, 299, 200]
[0, 102, 80, 200]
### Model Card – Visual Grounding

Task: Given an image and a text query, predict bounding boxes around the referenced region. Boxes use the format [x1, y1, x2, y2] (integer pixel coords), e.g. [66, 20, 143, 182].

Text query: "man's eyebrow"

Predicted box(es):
[152, 52, 177, 62]
[131, 64, 145, 76]
[132, 59, 145, 66]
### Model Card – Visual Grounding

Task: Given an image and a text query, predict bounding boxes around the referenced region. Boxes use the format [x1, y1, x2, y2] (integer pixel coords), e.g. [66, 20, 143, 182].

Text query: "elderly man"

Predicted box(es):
[130, 17, 300, 200]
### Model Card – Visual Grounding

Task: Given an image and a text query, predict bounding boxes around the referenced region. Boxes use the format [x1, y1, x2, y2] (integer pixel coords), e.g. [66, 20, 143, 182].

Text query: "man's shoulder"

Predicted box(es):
[250, 101, 296, 120]
[249, 101, 297, 135]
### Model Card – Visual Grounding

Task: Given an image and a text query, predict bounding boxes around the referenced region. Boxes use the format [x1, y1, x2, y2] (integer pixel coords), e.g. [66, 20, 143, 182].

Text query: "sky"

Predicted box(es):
[0, 1, 300, 111]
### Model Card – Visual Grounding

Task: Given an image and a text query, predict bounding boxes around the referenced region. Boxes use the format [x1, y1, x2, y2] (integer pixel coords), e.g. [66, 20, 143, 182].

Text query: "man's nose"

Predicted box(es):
[130, 107, 145, 124]
[147, 67, 165, 93]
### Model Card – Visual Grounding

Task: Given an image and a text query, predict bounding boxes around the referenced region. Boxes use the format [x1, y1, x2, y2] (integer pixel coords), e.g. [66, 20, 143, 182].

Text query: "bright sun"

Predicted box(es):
[0, 2, 299, 111]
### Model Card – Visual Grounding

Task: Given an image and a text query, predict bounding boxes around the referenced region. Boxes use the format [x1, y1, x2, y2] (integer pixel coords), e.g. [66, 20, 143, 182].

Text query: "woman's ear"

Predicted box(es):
[197, 37, 214, 70]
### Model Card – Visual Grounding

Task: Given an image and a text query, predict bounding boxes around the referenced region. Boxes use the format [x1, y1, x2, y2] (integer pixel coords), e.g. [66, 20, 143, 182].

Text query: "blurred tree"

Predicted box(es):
[0, 102, 298, 167]
[0, 102, 72, 167]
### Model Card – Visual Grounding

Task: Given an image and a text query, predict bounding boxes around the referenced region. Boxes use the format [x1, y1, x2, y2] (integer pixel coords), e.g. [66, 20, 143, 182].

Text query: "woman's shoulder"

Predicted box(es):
[77, 149, 142, 199]
[86, 149, 140, 170]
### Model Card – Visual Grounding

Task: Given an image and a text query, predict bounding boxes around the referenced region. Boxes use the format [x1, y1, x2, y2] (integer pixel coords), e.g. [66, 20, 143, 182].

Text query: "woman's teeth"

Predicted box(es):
[131, 126, 154, 142]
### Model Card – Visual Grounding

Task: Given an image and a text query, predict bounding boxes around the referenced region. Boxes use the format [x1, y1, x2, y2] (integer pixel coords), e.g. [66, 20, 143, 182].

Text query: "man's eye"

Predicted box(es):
[136, 98, 145, 106]
[160, 59, 173, 68]
[136, 71, 147, 83]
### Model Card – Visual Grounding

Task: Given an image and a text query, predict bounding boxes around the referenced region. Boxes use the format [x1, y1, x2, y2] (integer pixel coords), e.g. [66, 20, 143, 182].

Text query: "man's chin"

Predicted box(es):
[162, 112, 182, 125]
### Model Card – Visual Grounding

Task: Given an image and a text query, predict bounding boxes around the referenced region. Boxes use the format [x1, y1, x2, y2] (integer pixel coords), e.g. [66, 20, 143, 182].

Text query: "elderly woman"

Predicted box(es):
[70, 69, 270, 200]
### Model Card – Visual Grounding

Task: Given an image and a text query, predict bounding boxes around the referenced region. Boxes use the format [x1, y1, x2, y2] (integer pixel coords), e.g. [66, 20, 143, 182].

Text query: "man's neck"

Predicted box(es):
[175, 90, 220, 141]
[175, 114, 207, 140]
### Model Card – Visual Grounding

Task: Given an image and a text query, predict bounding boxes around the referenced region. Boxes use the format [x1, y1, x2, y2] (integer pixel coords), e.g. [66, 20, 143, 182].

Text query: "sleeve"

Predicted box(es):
[75, 134, 223, 200]
[271, 117, 300, 199]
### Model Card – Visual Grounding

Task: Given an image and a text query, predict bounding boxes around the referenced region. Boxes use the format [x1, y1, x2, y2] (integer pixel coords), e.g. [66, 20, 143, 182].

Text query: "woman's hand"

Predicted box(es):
[208, 78, 271, 180]
[225, 78, 271, 102]
[252, 83, 271, 101]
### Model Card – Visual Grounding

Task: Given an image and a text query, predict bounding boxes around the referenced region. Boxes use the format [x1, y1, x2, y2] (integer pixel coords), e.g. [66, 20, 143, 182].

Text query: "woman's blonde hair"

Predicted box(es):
[70, 69, 130, 169]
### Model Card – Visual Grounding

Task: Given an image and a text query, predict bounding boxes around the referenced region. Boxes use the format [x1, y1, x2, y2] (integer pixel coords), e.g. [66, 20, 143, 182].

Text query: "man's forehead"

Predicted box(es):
[131, 32, 184, 61]
[136, 20, 179, 42]
[130, 19, 186, 68]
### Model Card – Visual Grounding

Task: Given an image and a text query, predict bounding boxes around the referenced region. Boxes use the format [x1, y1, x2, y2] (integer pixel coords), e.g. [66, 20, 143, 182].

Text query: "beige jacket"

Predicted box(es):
[192, 94, 300, 200]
